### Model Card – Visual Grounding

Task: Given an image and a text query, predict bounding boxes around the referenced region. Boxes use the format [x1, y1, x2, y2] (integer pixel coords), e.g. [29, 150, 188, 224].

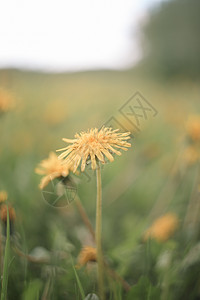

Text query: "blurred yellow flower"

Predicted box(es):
[35, 152, 73, 189]
[0, 191, 8, 203]
[182, 146, 200, 165]
[57, 127, 131, 172]
[186, 115, 200, 142]
[0, 204, 16, 223]
[144, 213, 179, 242]
[77, 246, 97, 268]
[0, 88, 15, 114]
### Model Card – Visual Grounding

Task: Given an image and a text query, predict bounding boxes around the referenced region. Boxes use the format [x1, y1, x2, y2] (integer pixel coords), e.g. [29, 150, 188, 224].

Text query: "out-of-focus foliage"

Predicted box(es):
[0, 68, 200, 299]
[141, 0, 200, 78]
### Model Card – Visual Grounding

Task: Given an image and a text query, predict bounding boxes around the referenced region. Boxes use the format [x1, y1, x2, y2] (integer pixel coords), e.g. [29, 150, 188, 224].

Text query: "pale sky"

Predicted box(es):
[0, 0, 163, 71]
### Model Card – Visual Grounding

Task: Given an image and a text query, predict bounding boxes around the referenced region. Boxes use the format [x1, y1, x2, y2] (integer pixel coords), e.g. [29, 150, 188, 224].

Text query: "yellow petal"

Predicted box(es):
[101, 148, 114, 162]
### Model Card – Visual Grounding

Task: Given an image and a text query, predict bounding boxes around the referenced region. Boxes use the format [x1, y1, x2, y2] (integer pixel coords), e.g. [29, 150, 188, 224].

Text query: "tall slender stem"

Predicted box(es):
[75, 193, 130, 293]
[75, 195, 95, 242]
[0, 225, 2, 275]
[96, 164, 105, 300]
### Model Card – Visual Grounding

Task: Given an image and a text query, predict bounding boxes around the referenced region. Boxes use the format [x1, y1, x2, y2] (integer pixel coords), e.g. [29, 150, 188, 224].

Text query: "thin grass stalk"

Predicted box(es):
[71, 256, 86, 300]
[0, 224, 2, 276]
[104, 262, 131, 292]
[41, 277, 51, 300]
[1, 206, 10, 300]
[75, 195, 95, 242]
[96, 164, 105, 300]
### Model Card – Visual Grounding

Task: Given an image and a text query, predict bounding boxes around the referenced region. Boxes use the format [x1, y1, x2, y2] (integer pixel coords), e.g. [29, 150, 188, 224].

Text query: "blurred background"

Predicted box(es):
[0, 0, 200, 299]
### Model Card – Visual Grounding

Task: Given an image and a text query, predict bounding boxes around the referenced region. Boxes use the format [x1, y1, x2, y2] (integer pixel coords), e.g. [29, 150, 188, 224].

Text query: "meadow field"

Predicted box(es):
[0, 68, 200, 299]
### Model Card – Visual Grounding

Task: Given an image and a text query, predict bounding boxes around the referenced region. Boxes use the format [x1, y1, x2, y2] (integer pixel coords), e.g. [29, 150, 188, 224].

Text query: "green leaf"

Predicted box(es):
[22, 279, 42, 300]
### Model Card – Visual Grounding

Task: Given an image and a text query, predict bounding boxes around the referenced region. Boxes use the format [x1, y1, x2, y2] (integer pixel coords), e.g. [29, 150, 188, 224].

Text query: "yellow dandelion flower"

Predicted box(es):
[0, 204, 16, 235]
[0, 88, 15, 114]
[0, 204, 16, 223]
[182, 146, 200, 165]
[186, 115, 200, 142]
[0, 190, 8, 203]
[77, 246, 97, 267]
[57, 127, 131, 172]
[144, 213, 179, 242]
[35, 152, 73, 189]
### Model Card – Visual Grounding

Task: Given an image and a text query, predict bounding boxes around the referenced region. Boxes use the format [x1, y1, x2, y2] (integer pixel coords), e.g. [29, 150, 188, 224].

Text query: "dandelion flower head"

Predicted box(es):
[182, 146, 200, 165]
[0, 88, 14, 114]
[0, 204, 16, 223]
[77, 246, 97, 267]
[186, 115, 200, 142]
[35, 152, 74, 189]
[57, 127, 131, 172]
[0, 190, 8, 203]
[144, 213, 179, 242]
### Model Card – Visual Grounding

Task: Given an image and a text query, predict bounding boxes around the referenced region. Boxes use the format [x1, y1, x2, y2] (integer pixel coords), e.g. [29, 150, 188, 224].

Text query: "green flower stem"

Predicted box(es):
[0, 224, 2, 275]
[1, 206, 10, 300]
[96, 164, 105, 300]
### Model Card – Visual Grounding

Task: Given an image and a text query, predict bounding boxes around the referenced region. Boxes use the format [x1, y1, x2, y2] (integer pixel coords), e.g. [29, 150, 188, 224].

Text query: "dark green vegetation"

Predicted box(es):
[141, 0, 200, 78]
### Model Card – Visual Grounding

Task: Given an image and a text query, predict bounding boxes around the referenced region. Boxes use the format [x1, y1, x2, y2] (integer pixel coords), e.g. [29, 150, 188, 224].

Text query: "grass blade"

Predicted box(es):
[1, 206, 10, 300]
[71, 257, 85, 300]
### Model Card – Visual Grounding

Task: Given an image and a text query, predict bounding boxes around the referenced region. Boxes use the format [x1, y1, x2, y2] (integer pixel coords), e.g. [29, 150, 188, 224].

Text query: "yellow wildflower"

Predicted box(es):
[0, 190, 8, 203]
[35, 152, 73, 189]
[186, 115, 200, 142]
[182, 146, 199, 165]
[0, 204, 16, 236]
[144, 213, 179, 242]
[0, 88, 14, 114]
[0, 204, 16, 223]
[57, 127, 131, 172]
[77, 246, 97, 267]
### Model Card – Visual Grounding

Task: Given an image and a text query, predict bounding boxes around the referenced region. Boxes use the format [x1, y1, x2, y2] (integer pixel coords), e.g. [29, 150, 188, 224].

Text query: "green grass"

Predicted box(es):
[0, 68, 200, 299]
[1, 206, 10, 300]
